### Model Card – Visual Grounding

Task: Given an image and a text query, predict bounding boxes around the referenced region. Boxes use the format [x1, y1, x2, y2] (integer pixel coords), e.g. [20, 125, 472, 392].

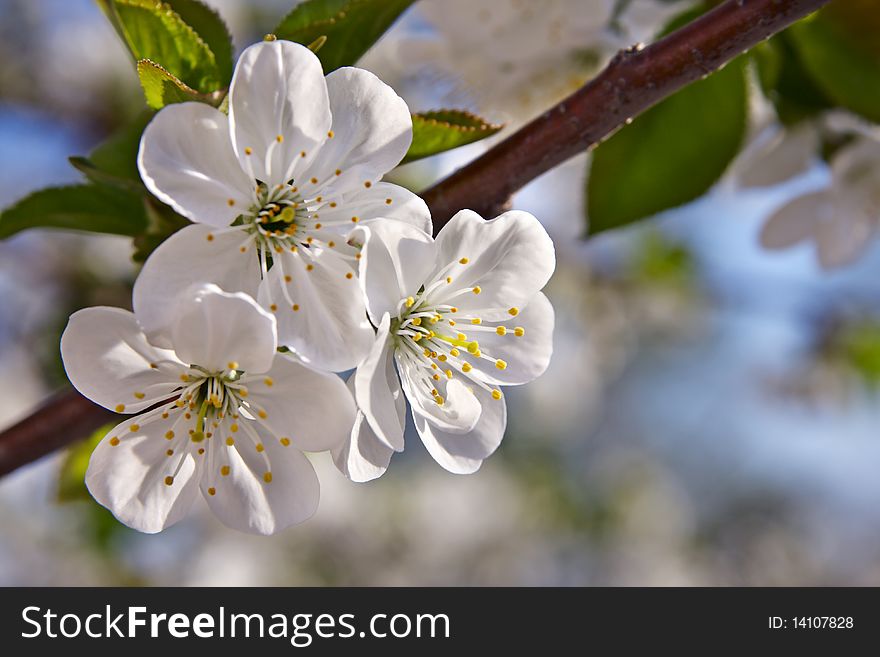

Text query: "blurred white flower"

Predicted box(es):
[333, 210, 555, 480]
[60, 284, 355, 534]
[135, 40, 430, 371]
[415, 0, 687, 126]
[760, 131, 880, 269]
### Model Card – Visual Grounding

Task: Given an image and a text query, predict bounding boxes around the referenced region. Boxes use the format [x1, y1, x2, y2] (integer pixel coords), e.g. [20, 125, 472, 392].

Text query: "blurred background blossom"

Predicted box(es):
[3, 0, 880, 586]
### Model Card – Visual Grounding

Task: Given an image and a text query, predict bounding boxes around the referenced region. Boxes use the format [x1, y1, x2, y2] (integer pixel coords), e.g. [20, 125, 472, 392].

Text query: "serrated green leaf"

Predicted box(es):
[0, 185, 149, 239]
[106, 0, 222, 93]
[164, 0, 234, 84]
[587, 58, 747, 234]
[57, 424, 113, 503]
[137, 58, 213, 109]
[403, 110, 503, 164]
[274, 0, 416, 72]
[788, 4, 880, 123]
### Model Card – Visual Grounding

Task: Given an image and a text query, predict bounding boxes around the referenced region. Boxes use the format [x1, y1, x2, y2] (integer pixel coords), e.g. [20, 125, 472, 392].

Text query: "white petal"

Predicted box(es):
[354, 314, 406, 451]
[736, 124, 818, 188]
[315, 182, 432, 235]
[356, 219, 436, 323]
[466, 292, 555, 386]
[303, 67, 412, 191]
[170, 284, 277, 374]
[133, 224, 261, 348]
[61, 307, 185, 413]
[260, 249, 373, 372]
[332, 376, 394, 482]
[243, 354, 355, 452]
[414, 383, 507, 475]
[86, 413, 201, 533]
[759, 192, 825, 250]
[229, 41, 331, 185]
[815, 206, 875, 270]
[200, 419, 319, 535]
[397, 353, 481, 434]
[432, 210, 556, 320]
[138, 102, 255, 226]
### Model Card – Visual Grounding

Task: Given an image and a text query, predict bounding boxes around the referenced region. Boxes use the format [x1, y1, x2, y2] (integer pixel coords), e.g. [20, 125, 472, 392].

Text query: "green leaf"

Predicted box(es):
[402, 110, 503, 164]
[164, 0, 234, 84]
[586, 58, 747, 234]
[57, 425, 113, 503]
[274, 0, 416, 72]
[137, 58, 213, 109]
[0, 185, 149, 239]
[70, 113, 152, 187]
[133, 196, 192, 261]
[788, 4, 880, 123]
[104, 0, 222, 93]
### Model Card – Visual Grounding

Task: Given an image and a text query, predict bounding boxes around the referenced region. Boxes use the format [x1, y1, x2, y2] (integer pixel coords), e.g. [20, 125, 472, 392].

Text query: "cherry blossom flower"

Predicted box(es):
[134, 39, 430, 371]
[759, 122, 880, 269]
[333, 210, 555, 480]
[61, 284, 355, 534]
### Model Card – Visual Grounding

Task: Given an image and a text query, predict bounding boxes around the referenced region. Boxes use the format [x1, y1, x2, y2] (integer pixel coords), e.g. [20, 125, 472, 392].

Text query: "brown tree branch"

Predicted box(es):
[0, 0, 831, 476]
[424, 0, 832, 230]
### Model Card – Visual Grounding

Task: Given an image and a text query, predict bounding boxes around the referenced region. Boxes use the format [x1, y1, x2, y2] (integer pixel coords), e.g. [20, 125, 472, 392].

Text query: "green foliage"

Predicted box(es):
[57, 425, 111, 503]
[74, 112, 152, 184]
[755, 35, 834, 125]
[402, 110, 503, 164]
[163, 0, 234, 83]
[274, 0, 417, 72]
[788, 4, 880, 124]
[137, 59, 212, 109]
[0, 185, 149, 239]
[839, 321, 880, 388]
[586, 57, 747, 234]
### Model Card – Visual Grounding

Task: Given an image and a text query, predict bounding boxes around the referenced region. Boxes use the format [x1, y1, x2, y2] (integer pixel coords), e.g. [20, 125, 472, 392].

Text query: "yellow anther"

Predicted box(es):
[335, 168, 342, 176]
[284, 275, 292, 283]
[457, 332, 467, 340]
[364, 181, 372, 188]
[450, 307, 458, 313]
[165, 431, 175, 440]
[496, 326, 507, 336]
[445, 370, 453, 379]
[227, 198, 235, 207]
[164, 476, 174, 486]
[280, 437, 291, 446]
[472, 286, 482, 295]
[130, 424, 140, 433]
[180, 374, 190, 382]
[263, 472, 273, 483]
[346, 272, 353, 279]
[150, 363, 158, 369]
[328, 240, 336, 248]
[114, 404, 125, 413]
[109, 437, 120, 446]
[471, 318, 482, 325]
[227, 361, 238, 370]
[292, 304, 300, 311]
[162, 411, 170, 419]
[307, 264, 314, 272]
[473, 349, 482, 358]
[413, 333, 423, 341]
[258, 409, 267, 419]
[207, 487, 216, 496]
[434, 395, 444, 405]
[446, 277, 452, 284]
[385, 198, 393, 205]
[467, 341, 480, 354]
[514, 327, 525, 337]
[508, 307, 519, 316]
[351, 216, 359, 223]
[438, 354, 447, 362]
[412, 317, 422, 326]
[221, 466, 230, 476]
[433, 373, 440, 381]
[226, 437, 235, 446]
[134, 392, 145, 399]
[230, 424, 239, 433]
[492, 389, 502, 400]
[244, 147, 252, 155]
[329, 201, 337, 208]
[310, 177, 318, 184]
[240, 246, 247, 253]
[206, 233, 214, 242]
[459, 257, 469, 264]
[276, 134, 283, 143]
[462, 362, 473, 373]
[450, 348, 460, 357]
[314, 223, 322, 229]
[495, 359, 508, 370]
[300, 151, 307, 158]
[256, 443, 265, 453]
[166, 449, 174, 456]
[327, 130, 334, 138]
[270, 304, 278, 312]
[406, 296, 415, 308]
[264, 377, 274, 387]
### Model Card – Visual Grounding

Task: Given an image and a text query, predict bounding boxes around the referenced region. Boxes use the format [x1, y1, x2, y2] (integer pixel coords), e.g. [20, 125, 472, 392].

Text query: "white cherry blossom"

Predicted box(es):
[60, 284, 355, 534]
[333, 210, 556, 480]
[760, 128, 880, 269]
[134, 39, 429, 371]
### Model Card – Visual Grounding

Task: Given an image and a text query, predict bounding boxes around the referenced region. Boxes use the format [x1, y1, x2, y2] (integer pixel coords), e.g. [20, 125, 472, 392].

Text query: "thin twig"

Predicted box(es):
[0, 0, 832, 476]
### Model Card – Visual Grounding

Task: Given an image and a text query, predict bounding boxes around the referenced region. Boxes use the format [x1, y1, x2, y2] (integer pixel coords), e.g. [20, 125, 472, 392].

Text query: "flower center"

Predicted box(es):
[390, 259, 526, 406]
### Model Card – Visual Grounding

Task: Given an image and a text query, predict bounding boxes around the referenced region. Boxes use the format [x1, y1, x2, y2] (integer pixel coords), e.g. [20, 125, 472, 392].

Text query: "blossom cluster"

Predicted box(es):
[61, 41, 556, 535]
